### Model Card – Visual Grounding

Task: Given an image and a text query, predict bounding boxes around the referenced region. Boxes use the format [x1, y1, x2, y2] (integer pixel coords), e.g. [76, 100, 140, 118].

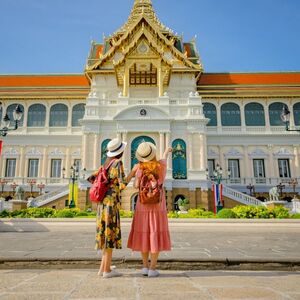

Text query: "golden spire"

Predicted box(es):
[114, 0, 172, 35]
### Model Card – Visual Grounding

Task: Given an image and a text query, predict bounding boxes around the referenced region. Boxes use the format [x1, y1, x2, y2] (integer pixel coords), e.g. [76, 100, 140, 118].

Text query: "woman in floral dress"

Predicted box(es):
[94, 138, 136, 278]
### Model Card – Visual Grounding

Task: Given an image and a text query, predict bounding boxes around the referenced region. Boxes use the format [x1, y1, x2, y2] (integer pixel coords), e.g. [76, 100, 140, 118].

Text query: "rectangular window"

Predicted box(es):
[253, 159, 266, 184]
[51, 159, 62, 178]
[278, 159, 291, 178]
[207, 159, 215, 178]
[5, 159, 16, 177]
[228, 159, 240, 178]
[28, 159, 39, 178]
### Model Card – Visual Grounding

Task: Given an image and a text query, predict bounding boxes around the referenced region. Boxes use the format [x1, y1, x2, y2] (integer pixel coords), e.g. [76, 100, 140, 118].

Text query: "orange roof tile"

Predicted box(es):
[199, 73, 300, 85]
[0, 75, 89, 87]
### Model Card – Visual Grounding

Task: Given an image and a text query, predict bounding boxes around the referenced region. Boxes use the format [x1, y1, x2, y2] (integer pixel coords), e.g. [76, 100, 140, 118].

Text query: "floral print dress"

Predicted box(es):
[95, 160, 127, 250]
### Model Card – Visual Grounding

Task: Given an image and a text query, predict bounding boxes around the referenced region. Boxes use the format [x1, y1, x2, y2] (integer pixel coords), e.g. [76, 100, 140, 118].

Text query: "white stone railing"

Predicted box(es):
[29, 185, 69, 208]
[222, 185, 264, 206]
[292, 200, 300, 214]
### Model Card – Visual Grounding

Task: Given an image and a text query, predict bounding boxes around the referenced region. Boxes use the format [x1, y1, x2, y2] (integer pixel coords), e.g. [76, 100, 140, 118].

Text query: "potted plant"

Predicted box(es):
[177, 198, 189, 212]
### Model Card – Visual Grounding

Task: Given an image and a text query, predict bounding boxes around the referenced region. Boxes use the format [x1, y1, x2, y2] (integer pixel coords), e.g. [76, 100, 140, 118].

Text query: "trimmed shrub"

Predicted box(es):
[119, 210, 134, 218]
[290, 213, 300, 219]
[54, 208, 80, 218]
[217, 208, 237, 219]
[273, 206, 290, 219]
[0, 210, 11, 218]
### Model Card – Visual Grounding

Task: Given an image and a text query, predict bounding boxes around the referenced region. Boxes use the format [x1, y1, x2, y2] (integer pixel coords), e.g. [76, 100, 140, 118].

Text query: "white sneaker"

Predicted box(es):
[148, 269, 160, 278]
[98, 265, 116, 276]
[103, 269, 122, 278]
[141, 268, 149, 276]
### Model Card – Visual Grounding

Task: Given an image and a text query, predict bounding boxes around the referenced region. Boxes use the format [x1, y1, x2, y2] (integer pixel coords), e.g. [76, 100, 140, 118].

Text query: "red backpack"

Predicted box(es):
[139, 164, 162, 205]
[89, 160, 115, 203]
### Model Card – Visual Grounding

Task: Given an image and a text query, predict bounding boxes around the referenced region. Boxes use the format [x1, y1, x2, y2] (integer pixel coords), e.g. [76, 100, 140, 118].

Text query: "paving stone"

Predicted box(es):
[0, 293, 65, 300]
[206, 287, 286, 300]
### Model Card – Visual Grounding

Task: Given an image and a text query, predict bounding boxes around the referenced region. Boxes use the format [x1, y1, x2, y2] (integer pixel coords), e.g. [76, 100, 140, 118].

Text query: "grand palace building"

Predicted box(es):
[1, 0, 300, 211]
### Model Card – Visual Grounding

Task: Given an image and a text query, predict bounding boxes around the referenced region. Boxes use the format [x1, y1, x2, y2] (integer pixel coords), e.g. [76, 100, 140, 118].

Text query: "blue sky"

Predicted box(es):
[0, 0, 299, 74]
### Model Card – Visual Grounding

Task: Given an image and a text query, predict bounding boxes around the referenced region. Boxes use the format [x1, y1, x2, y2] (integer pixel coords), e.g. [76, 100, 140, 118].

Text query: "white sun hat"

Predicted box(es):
[136, 142, 157, 162]
[106, 138, 127, 157]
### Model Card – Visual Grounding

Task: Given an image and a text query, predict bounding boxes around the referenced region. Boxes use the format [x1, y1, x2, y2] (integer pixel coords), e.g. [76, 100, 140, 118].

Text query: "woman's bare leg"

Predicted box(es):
[98, 249, 105, 275]
[141, 252, 149, 268]
[149, 252, 159, 270]
[103, 249, 113, 273]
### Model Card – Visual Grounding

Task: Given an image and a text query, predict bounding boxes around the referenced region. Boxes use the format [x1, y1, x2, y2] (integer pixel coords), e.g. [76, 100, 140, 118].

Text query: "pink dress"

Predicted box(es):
[127, 159, 171, 253]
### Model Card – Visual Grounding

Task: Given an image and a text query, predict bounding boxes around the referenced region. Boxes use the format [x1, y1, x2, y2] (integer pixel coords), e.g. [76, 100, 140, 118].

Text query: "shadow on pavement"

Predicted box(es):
[0, 219, 49, 233]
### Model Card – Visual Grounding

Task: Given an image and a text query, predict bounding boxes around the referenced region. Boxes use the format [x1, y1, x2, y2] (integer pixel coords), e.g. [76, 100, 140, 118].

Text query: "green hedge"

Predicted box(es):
[0, 205, 297, 219]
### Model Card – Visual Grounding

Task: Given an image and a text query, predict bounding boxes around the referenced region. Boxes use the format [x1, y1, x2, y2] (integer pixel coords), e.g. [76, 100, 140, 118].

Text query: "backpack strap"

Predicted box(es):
[104, 159, 116, 171]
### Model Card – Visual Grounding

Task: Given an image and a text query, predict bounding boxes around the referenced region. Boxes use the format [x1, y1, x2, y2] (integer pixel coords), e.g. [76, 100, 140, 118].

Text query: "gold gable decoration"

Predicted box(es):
[115, 0, 171, 36]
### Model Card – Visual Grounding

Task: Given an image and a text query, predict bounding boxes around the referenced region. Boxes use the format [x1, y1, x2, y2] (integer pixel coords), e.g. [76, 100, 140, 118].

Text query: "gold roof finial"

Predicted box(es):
[114, 0, 171, 35]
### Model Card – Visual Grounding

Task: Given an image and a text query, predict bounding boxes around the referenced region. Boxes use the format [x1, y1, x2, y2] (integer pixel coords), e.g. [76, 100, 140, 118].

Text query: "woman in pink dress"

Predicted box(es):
[127, 142, 172, 277]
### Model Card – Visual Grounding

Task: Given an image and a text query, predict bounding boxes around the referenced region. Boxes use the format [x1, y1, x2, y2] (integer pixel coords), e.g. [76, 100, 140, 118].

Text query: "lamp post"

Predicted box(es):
[281, 105, 300, 132]
[210, 163, 230, 213]
[27, 179, 36, 197]
[65, 163, 79, 209]
[277, 182, 286, 198]
[37, 182, 45, 195]
[289, 178, 298, 195]
[246, 183, 255, 196]
[10, 182, 18, 196]
[0, 103, 23, 137]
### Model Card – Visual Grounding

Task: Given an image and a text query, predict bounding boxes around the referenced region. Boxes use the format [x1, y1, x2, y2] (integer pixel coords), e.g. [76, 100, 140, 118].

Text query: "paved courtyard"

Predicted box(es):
[0, 219, 299, 266]
[0, 269, 299, 300]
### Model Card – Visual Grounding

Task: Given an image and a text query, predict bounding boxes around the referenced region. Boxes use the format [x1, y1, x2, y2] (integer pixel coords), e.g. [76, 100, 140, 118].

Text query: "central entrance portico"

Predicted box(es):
[81, 0, 209, 210]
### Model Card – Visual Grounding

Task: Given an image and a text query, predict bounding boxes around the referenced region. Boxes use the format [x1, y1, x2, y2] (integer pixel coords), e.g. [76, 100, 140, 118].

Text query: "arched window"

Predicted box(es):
[72, 103, 85, 127]
[245, 102, 265, 126]
[221, 103, 241, 126]
[269, 102, 285, 126]
[131, 136, 156, 168]
[6, 104, 24, 127]
[49, 104, 68, 127]
[27, 104, 46, 127]
[203, 103, 217, 126]
[174, 194, 186, 211]
[293, 103, 300, 126]
[172, 139, 187, 180]
[101, 139, 111, 165]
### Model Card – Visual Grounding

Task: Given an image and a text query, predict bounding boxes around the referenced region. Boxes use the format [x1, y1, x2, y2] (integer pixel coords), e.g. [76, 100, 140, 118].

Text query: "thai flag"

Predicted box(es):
[213, 183, 223, 214]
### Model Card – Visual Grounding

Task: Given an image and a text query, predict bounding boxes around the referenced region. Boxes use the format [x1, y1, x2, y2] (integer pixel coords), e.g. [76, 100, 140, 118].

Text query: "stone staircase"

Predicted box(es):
[222, 184, 264, 206]
[29, 185, 70, 208]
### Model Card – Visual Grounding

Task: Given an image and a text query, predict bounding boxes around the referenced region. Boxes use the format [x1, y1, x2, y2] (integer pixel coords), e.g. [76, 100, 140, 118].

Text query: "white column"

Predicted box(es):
[289, 101, 296, 129]
[188, 133, 194, 170]
[82, 134, 88, 170]
[216, 102, 222, 133]
[267, 145, 275, 179]
[65, 148, 71, 172]
[199, 134, 207, 171]
[41, 148, 48, 179]
[165, 132, 172, 173]
[240, 103, 246, 131]
[67, 103, 72, 130]
[93, 134, 100, 170]
[264, 101, 271, 132]
[45, 103, 50, 130]
[18, 147, 25, 178]
[159, 132, 165, 159]
[293, 145, 299, 177]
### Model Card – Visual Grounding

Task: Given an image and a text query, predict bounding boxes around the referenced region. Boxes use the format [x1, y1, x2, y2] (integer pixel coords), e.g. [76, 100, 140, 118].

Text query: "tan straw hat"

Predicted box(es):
[106, 138, 127, 157]
[136, 142, 157, 162]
